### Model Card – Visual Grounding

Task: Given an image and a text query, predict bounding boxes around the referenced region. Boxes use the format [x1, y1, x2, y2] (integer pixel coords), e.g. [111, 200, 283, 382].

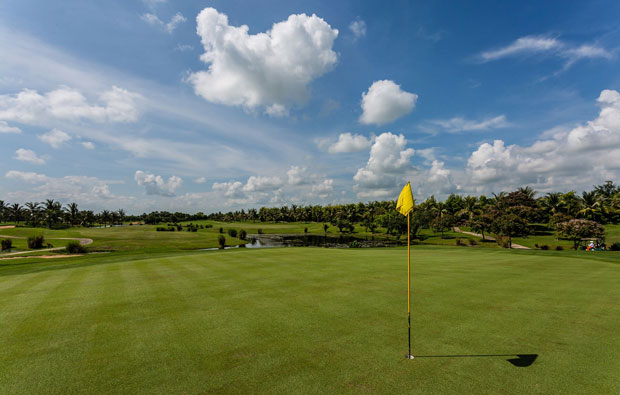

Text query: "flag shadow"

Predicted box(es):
[414, 354, 538, 367]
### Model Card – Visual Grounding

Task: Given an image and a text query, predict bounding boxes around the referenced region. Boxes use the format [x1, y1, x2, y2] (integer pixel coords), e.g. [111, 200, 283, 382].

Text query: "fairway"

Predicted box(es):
[1, 247, 619, 394]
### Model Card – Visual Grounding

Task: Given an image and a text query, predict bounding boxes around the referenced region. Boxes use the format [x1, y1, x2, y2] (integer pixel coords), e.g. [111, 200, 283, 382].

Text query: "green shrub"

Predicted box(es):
[66, 241, 87, 254]
[239, 229, 247, 240]
[227, 229, 238, 238]
[258, 228, 263, 234]
[540, 245, 549, 250]
[1, 239, 12, 251]
[27, 235, 45, 249]
[219, 227, 224, 233]
[205, 224, 212, 229]
[534, 243, 539, 248]
[349, 240, 361, 248]
[609, 242, 620, 251]
[468, 239, 477, 246]
[456, 238, 466, 246]
[555, 245, 564, 251]
[494, 235, 510, 248]
[218, 235, 226, 249]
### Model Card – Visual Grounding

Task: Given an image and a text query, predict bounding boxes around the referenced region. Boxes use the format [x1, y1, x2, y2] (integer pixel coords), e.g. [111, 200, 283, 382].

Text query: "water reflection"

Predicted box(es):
[244, 234, 401, 248]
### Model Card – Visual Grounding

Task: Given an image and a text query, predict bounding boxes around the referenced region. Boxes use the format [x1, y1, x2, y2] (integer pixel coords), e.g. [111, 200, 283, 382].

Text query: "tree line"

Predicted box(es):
[2, 182, 619, 246]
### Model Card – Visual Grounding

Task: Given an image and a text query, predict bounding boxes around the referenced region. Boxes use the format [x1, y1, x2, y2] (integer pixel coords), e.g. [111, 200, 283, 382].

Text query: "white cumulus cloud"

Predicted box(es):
[6, 170, 48, 183]
[194, 176, 206, 184]
[212, 181, 244, 198]
[0, 120, 21, 133]
[188, 8, 339, 114]
[38, 128, 71, 148]
[5, 171, 130, 208]
[0, 86, 140, 125]
[14, 148, 45, 165]
[81, 141, 95, 150]
[287, 166, 309, 185]
[134, 170, 183, 197]
[242, 175, 283, 192]
[359, 80, 418, 125]
[311, 179, 334, 198]
[354, 132, 415, 198]
[327, 133, 372, 154]
[466, 89, 620, 192]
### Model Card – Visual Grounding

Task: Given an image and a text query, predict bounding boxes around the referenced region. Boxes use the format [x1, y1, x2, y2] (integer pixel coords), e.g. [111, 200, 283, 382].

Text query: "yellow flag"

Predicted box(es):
[396, 182, 414, 216]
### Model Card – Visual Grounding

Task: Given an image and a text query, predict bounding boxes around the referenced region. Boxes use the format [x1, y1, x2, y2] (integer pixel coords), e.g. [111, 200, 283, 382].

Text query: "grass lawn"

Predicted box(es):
[1, 246, 618, 394]
[0, 225, 245, 253]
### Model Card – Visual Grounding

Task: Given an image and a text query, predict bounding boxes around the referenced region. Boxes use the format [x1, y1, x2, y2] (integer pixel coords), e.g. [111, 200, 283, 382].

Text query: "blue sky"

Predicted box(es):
[1, 0, 619, 213]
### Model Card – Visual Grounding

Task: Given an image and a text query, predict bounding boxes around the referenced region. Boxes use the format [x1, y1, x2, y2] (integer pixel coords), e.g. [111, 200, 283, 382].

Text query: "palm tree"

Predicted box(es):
[0, 200, 7, 224]
[560, 192, 582, 218]
[457, 195, 479, 221]
[593, 181, 618, 200]
[578, 191, 602, 222]
[24, 202, 41, 227]
[64, 202, 80, 226]
[100, 210, 111, 227]
[117, 209, 126, 226]
[9, 203, 23, 224]
[517, 186, 537, 200]
[44, 199, 62, 227]
[542, 192, 563, 215]
[81, 210, 96, 227]
[491, 192, 507, 208]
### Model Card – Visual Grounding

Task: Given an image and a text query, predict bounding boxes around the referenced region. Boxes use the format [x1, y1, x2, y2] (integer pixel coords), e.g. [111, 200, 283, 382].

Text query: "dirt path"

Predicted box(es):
[453, 227, 530, 249]
[0, 254, 84, 261]
[0, 235, 93, 257]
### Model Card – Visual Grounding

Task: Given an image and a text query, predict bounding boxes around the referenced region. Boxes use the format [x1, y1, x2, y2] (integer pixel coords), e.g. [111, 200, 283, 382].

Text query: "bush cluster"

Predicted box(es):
[239, 229, 247, 240]
[610, 242, 620, 251]
[27, 235, 45, 249]
[349, 240, 361, 248]
[156, 226, 176, 232]
[227, 229, 238, 238]
[66, 241, 87, 254]
[455, 238, 466, 246]
[185, 223, 199, 232]
[218, 235, 226, 249]
[494, 235, 510, 248]
[1, 239, 12, 251]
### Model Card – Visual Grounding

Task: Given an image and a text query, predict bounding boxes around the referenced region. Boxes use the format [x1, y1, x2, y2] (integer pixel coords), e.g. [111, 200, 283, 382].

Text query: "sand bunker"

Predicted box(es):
[0, 225, 16, 229]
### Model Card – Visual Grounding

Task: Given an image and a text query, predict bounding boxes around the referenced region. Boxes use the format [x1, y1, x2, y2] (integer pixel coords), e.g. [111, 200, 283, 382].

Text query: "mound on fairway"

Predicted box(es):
[1, 247, 619, 393]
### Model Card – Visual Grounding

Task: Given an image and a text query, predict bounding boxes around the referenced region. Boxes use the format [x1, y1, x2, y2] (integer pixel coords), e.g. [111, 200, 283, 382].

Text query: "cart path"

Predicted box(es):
[453, 227, 530, 249]
[0, 235, 93, 256]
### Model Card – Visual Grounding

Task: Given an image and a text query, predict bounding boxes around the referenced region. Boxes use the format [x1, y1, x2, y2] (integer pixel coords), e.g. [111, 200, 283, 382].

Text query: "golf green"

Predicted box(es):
[1, 247, 618, 394]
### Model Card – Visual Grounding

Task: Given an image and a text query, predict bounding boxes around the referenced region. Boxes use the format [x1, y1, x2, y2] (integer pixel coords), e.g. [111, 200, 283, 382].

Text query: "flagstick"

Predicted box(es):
[407, 211, 414, 359]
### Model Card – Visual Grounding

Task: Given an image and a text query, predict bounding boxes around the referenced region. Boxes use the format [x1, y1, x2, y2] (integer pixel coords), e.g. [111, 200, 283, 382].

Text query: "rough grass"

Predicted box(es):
[1, 247, 618, 394]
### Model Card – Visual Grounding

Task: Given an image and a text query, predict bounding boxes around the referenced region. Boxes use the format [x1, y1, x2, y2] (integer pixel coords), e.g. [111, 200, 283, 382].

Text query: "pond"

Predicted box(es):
[244, 234, 402, 248]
